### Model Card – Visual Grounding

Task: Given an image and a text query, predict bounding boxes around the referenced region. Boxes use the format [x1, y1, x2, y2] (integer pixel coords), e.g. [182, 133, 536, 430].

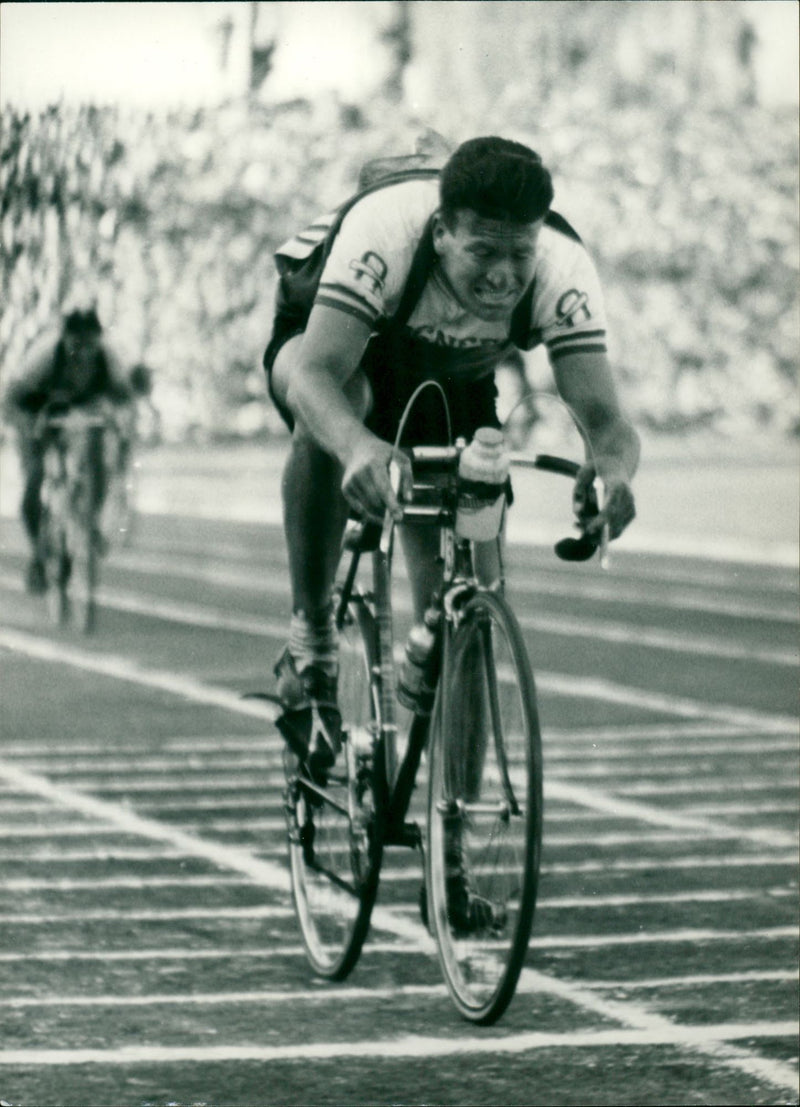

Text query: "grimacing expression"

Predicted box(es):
[432, 209, 543, 322]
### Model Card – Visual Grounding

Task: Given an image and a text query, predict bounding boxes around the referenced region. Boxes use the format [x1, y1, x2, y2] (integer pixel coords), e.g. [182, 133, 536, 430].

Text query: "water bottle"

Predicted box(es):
[455, 426, 510, 541]
[397, 606, 440, 715]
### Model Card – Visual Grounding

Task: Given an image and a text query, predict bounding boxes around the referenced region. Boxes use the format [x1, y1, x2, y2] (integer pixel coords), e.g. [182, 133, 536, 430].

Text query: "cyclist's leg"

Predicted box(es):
[18, 429, 46, 590]
[19, 429, 45, 543]
[272, 333, 372, 619]
[270, 333, 372, 771]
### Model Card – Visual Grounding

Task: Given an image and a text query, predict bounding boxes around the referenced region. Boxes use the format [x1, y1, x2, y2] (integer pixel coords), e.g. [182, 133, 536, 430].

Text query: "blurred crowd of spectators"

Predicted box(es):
[1, 89, 797, 441]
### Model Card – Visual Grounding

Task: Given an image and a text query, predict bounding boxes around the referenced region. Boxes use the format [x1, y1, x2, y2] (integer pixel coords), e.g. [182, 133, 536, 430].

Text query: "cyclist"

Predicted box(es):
[3, 307, 133, 593]
[264, 135, 640, 780]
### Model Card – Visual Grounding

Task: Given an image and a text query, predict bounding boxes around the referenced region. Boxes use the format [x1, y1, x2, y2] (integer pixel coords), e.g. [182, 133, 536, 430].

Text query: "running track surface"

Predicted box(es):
[0, 443, 797, 1106]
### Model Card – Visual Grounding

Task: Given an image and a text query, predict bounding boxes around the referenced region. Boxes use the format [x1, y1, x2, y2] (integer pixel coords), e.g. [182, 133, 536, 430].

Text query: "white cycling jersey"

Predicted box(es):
[276, 176, 608, 376]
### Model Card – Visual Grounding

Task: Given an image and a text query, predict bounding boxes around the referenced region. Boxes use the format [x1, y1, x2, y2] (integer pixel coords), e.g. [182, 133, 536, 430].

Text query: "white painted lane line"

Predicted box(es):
[7, 734, 796, 772]
[0, 928, 795, 962]
[2, 625, 795, 737]
[2, 851, 797, 887]
[516, 970, 800, 1097]
[545, 780, 798, 849]
[0, 847, 234, 861]
[615, 779, 800, 796]
[0, 761, 288, 890]
[588, 970, 798, 989]
[13, 756, 274, 774]
[0, 1022, 796, 1083]
[551, 763, 798, 781]
[0, 753, 426, 951]
[1, 887, 792, 921]
[547, 738, 799, 758]
[545, 853, 798, 874]
[3, 875, 258, 890]
[3, 970, 795, 1009]
[537, 670, 797, 733]
[0, 736, 273, 756]
[0, 905, 294, 924]
[7, 815, 784, 851]
[151, 824, 799, 847]
[8, 538, 799, 624]
[13, 534, 800, 620]
[4, 793, 796, 820]
[526, 613, 798, 666]
[0, 719, 756, 756]
[673, 801, 799, 815]
[3, 568, 796, 665]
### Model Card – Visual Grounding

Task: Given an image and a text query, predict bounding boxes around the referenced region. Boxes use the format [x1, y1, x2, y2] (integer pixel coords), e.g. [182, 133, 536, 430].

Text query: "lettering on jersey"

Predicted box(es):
[555, 289, 592, 327]
[412, 326, 500, 350]
[348, 251, 388, 296]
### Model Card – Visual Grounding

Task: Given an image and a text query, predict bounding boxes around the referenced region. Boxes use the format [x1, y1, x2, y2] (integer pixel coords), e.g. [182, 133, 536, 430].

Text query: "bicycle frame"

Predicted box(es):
[329, 444, 596, 843]
[332, 443, 489, 853]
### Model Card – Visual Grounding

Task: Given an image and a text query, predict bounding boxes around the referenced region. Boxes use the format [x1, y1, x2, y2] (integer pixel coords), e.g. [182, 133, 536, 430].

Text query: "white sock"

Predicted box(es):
[288, 608, 338, 678]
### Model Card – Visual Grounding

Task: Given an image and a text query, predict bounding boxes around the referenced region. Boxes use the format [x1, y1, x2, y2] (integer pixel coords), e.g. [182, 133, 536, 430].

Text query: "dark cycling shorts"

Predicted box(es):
[263, 321, 500, 448]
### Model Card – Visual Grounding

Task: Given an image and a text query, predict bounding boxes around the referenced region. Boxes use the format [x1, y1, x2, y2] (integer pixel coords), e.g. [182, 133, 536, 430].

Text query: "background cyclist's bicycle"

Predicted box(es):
[36, 405, 119, 633]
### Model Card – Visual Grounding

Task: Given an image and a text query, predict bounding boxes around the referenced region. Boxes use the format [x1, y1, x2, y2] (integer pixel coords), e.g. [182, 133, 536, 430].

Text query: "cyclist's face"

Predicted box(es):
[63, 330, 100, 369]
[433, 209, 542, 322]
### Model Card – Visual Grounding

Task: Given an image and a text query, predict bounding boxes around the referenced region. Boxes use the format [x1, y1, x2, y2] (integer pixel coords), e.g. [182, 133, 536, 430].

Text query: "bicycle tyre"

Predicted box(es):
[284, 592, 384, 979]
[39, 504, 70, 627]
[426, 589, 543, 1024]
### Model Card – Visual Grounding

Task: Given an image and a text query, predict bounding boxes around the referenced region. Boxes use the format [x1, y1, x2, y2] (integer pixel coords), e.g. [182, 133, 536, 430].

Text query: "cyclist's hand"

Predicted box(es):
[576, 464, 636, 541]
[342, 436, 413, 523]
[600, 477, 636, 540]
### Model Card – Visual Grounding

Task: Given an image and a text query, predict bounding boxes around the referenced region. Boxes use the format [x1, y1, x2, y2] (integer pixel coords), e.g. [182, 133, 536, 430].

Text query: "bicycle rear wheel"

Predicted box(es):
[426, 589, 543, 1024]
[284, 594, 384, 979]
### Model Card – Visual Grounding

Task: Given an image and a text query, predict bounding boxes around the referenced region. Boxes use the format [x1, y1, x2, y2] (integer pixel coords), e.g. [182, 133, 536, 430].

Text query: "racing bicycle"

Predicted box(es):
[278, 393, 603, 1024]
[36, 406, 117, 633]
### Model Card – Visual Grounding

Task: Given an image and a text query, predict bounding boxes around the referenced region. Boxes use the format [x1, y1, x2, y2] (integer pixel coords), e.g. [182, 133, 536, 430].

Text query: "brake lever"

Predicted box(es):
[379, 457, 403, 555]
[554, 478, 602, 562]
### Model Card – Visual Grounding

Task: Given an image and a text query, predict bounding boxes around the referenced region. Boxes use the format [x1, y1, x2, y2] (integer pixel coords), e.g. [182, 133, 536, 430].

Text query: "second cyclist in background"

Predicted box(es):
[3, 307, 134, 593]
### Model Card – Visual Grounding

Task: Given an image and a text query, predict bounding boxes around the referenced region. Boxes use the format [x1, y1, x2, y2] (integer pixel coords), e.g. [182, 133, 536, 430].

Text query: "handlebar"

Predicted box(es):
[37, 406, 119, 437]
[350, 446, 604, 563]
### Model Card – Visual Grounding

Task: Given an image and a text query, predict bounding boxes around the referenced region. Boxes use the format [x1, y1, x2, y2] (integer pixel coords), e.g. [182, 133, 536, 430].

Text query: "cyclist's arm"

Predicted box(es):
[103, 348, 135, 405]
[550, 348, 639, 538]
[2, 341, 59, 425]
[285, 304, 409, 521]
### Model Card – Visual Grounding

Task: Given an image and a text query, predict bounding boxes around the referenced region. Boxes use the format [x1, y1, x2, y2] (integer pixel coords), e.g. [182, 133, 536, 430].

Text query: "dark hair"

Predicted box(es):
[440, 137, 554, 226]
[63, 308, 102, 335]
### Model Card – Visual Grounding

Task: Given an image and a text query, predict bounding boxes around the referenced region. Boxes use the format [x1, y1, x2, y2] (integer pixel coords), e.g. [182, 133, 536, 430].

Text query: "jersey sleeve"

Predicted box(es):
[103, 347, 135, 404]
[314, 187, 421, 329]
[2, 335, 59, 413]
[530, 233, 609, 362]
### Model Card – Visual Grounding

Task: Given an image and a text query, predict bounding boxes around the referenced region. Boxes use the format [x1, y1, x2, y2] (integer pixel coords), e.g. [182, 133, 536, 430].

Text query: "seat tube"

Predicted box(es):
[372, 548, 399, 787]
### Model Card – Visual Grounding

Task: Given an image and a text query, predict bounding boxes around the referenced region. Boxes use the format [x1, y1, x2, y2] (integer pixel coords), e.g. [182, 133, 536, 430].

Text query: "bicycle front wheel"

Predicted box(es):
[39, 504, 70, 627]
[284, 594, 384, 979]
[426, 589, 543, 1024]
